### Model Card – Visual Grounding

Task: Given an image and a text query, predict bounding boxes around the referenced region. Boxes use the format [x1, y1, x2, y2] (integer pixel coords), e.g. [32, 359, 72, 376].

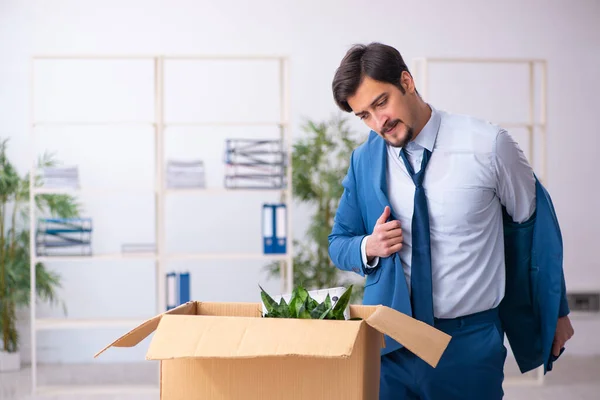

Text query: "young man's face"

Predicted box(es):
[347, 75, 415, 148]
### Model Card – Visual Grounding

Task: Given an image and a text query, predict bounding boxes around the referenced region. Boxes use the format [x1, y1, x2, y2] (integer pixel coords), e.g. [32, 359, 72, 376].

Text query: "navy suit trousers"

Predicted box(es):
[380, 307, 507, 400]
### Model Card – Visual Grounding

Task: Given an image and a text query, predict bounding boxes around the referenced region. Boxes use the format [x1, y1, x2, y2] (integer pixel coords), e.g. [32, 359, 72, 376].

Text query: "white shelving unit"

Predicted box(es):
[28, 55, 293, 396]
[411, 57, 548, 386]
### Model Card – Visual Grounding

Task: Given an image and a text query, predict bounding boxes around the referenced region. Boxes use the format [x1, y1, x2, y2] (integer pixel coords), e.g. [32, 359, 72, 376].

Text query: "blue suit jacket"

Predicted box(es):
[328, 131, 569, 374]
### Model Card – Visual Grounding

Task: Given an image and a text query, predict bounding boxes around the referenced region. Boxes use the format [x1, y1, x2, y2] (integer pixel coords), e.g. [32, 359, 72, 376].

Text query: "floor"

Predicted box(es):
[1, 356, 598, 399]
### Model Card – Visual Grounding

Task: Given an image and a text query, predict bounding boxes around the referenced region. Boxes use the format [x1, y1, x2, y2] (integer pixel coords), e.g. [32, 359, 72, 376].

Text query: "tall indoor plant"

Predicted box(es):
[265, 114, 364, 302]
[0, 138, 80, 371]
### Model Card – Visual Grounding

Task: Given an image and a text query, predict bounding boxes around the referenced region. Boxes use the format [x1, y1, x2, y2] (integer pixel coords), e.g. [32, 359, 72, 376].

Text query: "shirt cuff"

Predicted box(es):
[361, 235, 379, 268]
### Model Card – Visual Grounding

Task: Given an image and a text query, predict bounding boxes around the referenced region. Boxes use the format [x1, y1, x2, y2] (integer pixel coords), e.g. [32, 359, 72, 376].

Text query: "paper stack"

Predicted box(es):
[41, 166, 80, 188]
[166, 160, 205, 189]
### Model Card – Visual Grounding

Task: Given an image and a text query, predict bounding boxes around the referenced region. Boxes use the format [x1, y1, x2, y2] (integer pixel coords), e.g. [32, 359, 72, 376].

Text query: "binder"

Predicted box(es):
[274, 204, 287, 253]
[166, 272, 191, 311]
[178, 272, 190, 304]
[262, 204, 274, 253]
[262, 203, 287, 254]
[166, 272, 177, 310]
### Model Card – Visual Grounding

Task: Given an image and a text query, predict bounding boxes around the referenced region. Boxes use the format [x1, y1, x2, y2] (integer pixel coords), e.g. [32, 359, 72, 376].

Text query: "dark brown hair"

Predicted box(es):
[332, 42, 411, 112]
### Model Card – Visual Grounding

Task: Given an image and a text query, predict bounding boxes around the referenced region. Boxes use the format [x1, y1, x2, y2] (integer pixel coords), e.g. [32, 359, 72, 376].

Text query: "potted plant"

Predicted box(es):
[260, 284, 355, 320]
[265, 114, 364, 302]
[0, 138, 80, 371]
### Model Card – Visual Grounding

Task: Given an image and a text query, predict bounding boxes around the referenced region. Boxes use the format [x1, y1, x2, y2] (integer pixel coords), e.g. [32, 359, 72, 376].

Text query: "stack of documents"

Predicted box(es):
[166, 159, 205, 188]
[36, 218, 92, 256]
[224, 139, 286, 189]
[41, 166, 80, 188]
[121, 243, 156, 254]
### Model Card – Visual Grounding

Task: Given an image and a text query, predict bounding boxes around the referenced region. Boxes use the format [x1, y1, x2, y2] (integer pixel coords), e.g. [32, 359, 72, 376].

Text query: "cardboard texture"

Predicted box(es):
[96, 301, 451, 400]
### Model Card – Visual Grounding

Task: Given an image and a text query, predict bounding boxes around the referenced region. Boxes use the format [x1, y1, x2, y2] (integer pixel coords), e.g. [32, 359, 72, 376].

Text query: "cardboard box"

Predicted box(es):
[96, 301, 451, 400]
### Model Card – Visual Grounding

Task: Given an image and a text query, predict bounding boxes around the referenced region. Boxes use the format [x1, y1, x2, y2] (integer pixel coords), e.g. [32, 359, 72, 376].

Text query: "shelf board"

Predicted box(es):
[33, 187, 157, 195]
[165, 187, 286, 195]
[33, 121, 155, 127]
[415, 57, 546, 64]
[34, 187, 288, 195]
[34, 253, 289, 262]
[35, 318, 148, 330]
[165, 121, 287, 127]
[35, 384, 159, 395]
[33, 54, 285, 60]
[35, 253, 157, 262]
[166, 252, 289, 261]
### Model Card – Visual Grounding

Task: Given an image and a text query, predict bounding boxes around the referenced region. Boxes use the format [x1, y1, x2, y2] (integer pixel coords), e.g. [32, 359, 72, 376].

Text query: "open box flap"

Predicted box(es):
[366, 306, 452, 368]
[94, 301, 197, 358]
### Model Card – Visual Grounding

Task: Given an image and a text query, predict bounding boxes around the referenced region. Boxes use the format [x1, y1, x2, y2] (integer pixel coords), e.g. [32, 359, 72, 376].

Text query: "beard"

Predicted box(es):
[381, 119, 414, 148]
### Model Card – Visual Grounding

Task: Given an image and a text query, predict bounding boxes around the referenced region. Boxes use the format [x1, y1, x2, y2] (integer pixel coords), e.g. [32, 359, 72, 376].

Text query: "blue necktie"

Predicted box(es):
[399, 148, 434, 326]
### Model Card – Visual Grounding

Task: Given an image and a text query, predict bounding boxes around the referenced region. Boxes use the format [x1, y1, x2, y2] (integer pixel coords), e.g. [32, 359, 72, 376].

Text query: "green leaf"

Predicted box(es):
[324, 292, 332, 310]
[289, 285, 310, 318]
[307, 297, 319, 312]
[277, 297, 290, 318]
[297, 302, 311, 319]
[319, 307, 333, 320]
[309, 293, 332, 319]
[288, 287, 300, 318]
[332, 285, 353, 320]
[259, 285, 278, 315]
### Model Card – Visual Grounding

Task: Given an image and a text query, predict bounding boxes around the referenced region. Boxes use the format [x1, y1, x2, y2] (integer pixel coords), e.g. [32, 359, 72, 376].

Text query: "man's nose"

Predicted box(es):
[374, 114, 388, 133]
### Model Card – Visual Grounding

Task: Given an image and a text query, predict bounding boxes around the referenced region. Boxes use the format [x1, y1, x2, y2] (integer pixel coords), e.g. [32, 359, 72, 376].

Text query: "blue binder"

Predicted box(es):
[166, 271, 191, 310]
[178, 272, 190, 304]
[262, 203, 287, 254]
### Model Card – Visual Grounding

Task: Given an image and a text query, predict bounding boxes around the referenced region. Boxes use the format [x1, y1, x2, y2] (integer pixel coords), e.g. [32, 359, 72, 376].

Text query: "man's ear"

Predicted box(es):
[400, 70, 415, 94]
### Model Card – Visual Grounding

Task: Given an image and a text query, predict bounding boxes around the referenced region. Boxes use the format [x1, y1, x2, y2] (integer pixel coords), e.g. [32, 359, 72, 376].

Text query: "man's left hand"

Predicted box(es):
[553, 315, 574, 357]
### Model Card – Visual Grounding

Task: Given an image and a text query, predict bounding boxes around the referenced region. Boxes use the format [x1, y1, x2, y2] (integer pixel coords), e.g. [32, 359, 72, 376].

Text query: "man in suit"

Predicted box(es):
[328, 42, 574, 399]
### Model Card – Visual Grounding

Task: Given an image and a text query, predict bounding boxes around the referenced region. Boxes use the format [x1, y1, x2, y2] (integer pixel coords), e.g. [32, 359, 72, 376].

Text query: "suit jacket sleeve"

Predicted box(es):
[328, 150, 369, 277]
[559, 266, 570, 317]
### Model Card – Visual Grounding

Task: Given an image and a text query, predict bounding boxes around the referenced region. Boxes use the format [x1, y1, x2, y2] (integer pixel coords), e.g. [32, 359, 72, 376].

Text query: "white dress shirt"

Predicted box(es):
[361, 105, 536, 319]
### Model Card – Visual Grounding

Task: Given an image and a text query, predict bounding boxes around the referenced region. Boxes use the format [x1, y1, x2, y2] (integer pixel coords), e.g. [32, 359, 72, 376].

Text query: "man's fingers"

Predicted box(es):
[382, 227, 403, 239]
[376, 206, 391, 225]
[381, 220, 402, 231]
[388, 238, 403, 248]
[552, 340, 562, 357]
[387, 243, 403, 254]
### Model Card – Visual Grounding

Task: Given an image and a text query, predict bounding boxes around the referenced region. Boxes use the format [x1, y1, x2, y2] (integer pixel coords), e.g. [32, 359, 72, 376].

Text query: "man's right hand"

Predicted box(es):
[366, 206, 403, 261]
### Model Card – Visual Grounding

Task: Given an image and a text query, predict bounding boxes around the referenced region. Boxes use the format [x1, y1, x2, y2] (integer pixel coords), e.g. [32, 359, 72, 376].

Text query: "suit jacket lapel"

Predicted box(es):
[367, 131, 392, 211]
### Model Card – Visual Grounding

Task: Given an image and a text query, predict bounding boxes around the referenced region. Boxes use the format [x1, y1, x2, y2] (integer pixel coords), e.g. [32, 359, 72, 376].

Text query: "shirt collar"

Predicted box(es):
[410, 104, 440, 152]
[387, 104, 441, 154]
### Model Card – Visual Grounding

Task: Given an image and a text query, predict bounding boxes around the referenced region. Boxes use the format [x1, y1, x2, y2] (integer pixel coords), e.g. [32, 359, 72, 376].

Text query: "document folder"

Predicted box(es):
[166, 272, 177, 310]
[178, 272, 191, 304]
[262, 203, 286, 254]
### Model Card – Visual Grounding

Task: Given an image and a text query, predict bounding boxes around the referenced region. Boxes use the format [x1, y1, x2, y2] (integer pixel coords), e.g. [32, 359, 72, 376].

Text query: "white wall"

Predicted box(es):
[1, 0, 599, 366]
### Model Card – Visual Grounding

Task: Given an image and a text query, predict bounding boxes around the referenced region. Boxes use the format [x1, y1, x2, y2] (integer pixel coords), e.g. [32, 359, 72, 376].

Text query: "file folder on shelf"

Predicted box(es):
[166, 272, 191, 311]
[166, 272, 177, 310]
[178, 272, 190, 304]
[262, 203, 287, 254]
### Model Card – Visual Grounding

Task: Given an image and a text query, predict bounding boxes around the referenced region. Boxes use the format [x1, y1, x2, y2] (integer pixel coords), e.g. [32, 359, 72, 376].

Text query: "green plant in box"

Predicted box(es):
[260, 284, 354, 320]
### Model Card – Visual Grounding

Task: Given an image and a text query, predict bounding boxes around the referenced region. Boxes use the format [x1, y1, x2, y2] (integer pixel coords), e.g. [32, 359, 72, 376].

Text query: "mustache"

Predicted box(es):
[382, 119, 401, 134]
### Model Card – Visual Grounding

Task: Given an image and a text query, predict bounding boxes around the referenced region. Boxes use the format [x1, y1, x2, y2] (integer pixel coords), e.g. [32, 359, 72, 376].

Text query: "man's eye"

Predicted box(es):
[377, 99, 387, 107]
